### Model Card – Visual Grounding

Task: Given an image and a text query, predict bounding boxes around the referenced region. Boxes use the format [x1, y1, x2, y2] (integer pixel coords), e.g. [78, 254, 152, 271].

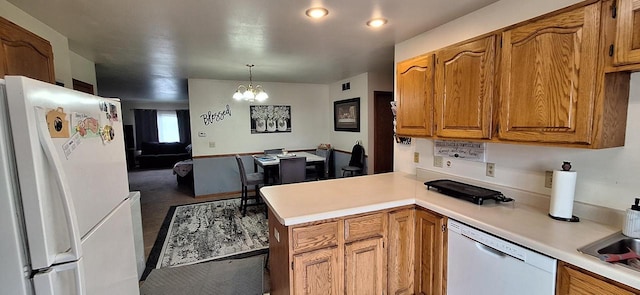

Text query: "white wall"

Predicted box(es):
[188, 79, 330, 156]
[395, 0, 640, 211]
[0, 0, 73, 88]
[70, 52, 97, 91]
[329, 73, 369, 154]
[327, 71, 393, 173]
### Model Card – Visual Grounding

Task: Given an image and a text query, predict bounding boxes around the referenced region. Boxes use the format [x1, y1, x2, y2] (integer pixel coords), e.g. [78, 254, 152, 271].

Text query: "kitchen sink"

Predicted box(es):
[578, 232, 640, 270]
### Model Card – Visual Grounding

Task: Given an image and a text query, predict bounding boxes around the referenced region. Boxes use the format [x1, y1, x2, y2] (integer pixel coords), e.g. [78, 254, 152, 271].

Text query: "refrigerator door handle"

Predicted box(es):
[33, 258, 86, 295]
[34, 107, 83, 264]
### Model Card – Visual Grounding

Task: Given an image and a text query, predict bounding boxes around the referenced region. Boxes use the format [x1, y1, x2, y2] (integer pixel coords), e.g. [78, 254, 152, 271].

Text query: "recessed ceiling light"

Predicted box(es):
[366, 18, 388, 27]
[305, 7, 329, 19]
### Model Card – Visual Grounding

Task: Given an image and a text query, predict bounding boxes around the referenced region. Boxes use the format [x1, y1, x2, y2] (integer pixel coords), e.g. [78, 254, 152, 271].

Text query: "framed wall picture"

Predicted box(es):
[334, 97, 360, 132]
[250, 105, 291, 134]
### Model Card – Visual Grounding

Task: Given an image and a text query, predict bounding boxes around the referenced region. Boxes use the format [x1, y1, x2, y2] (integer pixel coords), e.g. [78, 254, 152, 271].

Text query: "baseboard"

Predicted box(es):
[195, 190, 242, 199]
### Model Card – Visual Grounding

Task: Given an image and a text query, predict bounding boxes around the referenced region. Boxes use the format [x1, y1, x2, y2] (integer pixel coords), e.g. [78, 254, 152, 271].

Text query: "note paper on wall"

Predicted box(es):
[434, 140, 486, 162]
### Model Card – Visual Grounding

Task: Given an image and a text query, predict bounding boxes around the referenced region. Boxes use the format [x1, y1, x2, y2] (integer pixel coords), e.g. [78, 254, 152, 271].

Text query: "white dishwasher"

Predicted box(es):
[447, 219, 557, 295]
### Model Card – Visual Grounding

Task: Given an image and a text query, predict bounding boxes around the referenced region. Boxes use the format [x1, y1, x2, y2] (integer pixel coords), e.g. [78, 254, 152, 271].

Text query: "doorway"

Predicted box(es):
[373, 91, 394, 173]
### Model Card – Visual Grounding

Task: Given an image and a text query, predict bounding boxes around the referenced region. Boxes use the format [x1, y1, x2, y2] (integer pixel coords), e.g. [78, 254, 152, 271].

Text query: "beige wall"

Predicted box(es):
[394, 0, 640, 211]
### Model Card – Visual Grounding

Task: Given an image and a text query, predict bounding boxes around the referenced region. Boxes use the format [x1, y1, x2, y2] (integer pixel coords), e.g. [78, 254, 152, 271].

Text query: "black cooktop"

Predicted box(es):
[424, 179, 512, 205]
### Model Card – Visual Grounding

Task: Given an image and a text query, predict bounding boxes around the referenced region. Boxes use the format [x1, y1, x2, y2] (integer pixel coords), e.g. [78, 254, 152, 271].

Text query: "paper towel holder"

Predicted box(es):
[548, 161, 580, 222]
[548, 213, 580, 222]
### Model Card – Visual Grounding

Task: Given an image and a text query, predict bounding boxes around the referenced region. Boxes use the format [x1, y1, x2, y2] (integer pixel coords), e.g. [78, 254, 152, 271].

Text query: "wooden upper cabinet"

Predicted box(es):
[396, 54, 434, 137]
[0, 16, 55, 84]
[434, 35, 496, 139]
[499, 3, 600, 144]
[614, 0, 640, 65]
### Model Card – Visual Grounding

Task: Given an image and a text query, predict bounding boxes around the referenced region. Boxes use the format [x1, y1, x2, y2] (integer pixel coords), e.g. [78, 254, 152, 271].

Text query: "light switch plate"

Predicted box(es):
[486, 163, 495, 177]
[209, 142, 216, 148]
[434, 156, 443, 168]
[545, 171, 553, 188]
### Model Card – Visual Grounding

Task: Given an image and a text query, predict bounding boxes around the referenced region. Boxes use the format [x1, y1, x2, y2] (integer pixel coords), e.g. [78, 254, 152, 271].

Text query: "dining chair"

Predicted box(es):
[279, 157, 307, 184]
[264, 148, 284, 155]
[235, 154, 266, 215]
[307, 148, 333, 180]
[341, 143, 365, 177]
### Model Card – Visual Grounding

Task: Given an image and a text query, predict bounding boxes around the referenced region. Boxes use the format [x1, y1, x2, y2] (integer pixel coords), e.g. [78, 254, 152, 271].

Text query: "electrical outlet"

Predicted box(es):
[434, 156, 443, 168]
[486, 163, 495, 177]
[414, 152, 420, 163]
[545, 171, 553, 188]
[209, 142, 216, 148]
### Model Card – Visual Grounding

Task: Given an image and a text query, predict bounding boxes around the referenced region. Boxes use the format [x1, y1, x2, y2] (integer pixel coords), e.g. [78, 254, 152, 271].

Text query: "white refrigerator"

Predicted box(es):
[0, 76, 139, 294]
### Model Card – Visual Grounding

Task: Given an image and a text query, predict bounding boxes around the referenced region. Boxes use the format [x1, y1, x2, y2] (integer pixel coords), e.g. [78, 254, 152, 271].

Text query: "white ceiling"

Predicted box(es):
[9, 0, 498, 101]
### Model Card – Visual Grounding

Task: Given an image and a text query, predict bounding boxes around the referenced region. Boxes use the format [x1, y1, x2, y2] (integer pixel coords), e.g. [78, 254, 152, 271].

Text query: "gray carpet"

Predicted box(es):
[140, 255, 267, 295]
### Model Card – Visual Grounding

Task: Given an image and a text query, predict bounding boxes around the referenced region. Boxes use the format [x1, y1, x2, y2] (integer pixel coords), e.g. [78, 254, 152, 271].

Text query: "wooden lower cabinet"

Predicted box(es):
[345, 237, 385, 295]
[414, 209, 447, 295]
[387, 209, 416, 295]
[292, 247, 341, 295]
[269, 209, 388, 295]
[270, 207, 448, 295]
[557, 261, 640, 294]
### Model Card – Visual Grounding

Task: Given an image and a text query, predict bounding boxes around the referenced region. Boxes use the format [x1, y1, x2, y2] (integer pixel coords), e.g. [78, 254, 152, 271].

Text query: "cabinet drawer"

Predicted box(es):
[345, 213, 385, 243]
[292, 222, 338, 253]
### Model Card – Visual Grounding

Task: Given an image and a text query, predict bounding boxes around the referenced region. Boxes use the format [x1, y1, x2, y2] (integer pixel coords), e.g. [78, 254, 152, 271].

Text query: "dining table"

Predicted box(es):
[253, 151, 326, 184]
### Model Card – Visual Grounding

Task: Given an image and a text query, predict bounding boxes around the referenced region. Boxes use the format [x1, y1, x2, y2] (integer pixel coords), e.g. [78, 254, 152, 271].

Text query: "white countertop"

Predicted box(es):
[259, 172, 640, 290]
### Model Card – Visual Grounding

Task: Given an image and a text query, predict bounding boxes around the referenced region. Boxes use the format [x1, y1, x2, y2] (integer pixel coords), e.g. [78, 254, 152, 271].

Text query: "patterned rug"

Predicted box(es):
[155, 198, 268, 268]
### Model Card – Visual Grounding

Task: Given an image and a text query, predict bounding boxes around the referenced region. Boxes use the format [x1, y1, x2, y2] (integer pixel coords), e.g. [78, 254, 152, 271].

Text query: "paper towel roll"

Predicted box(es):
[549, 170, 577, 219]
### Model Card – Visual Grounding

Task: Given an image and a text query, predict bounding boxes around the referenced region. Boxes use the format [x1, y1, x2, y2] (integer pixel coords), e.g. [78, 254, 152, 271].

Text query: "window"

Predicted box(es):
[157, 111, 180, 143]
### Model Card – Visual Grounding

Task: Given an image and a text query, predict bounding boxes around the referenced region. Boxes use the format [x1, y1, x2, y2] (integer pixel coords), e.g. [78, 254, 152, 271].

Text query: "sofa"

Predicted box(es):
[136, 142, 191, 169]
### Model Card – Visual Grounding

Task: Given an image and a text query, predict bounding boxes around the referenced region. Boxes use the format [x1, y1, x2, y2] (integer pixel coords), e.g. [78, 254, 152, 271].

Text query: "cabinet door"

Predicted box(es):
[345, 238, 385, 295]
[292, 247, 340, 295]
[396, 54, 434, 137]
[499, 4, 600, 144]
[0, 16, 55, 83]
[387, 209, 415, 295]
[435, 35, 496, 139]
[557, 261, 638, 294]
[414, 209, 446, 295]
[614, 0, 640, 65]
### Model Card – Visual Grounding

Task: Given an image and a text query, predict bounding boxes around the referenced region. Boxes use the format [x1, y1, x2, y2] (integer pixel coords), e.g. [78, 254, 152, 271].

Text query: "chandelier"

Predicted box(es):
[233, 64, 268, 102]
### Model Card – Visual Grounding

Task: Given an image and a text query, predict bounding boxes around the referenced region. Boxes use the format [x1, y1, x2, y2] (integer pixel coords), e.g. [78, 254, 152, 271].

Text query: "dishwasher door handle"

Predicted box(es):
[475, 242, 506, 258]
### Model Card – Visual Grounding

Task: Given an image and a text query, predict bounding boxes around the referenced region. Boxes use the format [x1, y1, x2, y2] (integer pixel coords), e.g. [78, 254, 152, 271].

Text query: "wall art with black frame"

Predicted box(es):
[250, 105, 291, 134]
[333, 97, 360, 132]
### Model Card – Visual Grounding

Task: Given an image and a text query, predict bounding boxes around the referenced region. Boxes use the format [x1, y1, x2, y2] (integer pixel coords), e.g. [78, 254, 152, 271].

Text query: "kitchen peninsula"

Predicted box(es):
[261, 172, 640, 294]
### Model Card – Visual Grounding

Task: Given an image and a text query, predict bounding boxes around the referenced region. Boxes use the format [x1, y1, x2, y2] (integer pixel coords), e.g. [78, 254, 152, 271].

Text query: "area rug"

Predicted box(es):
[152, 198, 269, 270]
